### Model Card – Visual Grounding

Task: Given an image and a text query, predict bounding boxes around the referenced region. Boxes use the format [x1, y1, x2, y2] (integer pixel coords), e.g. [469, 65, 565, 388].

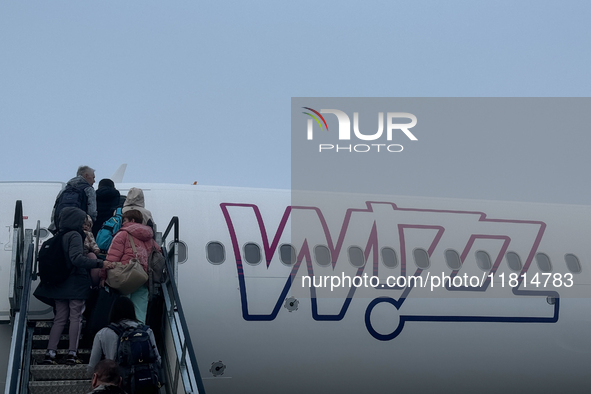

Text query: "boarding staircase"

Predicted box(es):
[28, 321, 91, 393]
[5, 201, 207, 394]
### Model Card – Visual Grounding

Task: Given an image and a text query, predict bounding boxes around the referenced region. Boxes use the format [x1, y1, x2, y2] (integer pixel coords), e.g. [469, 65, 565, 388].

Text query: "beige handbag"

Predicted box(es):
[106, 233, 148, 295]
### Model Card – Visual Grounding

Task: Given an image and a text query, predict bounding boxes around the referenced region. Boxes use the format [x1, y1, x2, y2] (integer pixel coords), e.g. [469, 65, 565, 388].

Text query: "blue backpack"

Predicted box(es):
[96, 208, 122, 251]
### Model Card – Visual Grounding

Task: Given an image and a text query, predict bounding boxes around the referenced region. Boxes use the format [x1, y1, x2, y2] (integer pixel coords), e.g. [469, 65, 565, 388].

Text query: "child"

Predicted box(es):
[83, 215, 102, 286]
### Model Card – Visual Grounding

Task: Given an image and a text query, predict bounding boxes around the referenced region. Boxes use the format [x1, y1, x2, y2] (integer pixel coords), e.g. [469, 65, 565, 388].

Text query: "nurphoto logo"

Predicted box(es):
[302, 107, 418, 153]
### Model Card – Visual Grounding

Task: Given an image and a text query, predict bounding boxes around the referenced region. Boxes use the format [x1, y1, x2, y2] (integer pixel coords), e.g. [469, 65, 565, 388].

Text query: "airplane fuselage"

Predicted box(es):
[1, 182, 590, 393]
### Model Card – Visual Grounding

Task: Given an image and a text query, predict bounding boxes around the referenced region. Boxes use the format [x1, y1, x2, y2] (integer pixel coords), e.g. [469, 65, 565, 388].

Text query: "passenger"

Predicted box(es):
[83, 215, 102, 287]
[87, 297, 161, 385]
[83, 215, 101, 257]
[122, 187, 156, 233]
[92, 178, 122, 237]
[49, 165, 98, 233]
[103, 209, 161, 323]
[87, 359, 127, 394]
[34, 207, 115, 365]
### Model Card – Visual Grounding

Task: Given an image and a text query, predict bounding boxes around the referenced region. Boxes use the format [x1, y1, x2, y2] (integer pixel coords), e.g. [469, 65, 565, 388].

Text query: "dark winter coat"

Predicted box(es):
[92, 185, 121, 237]
[34, 207, 104, 304]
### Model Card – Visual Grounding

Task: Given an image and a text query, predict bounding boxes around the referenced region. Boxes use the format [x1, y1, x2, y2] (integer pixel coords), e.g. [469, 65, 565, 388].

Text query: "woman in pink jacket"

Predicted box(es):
[104, 209, 161, 323]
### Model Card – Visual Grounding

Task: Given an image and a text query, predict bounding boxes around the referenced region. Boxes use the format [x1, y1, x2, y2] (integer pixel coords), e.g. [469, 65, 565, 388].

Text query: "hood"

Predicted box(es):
[66, 175, 91, 189]
[123, 187, 145, 208]
[59, 207, 87, 233]
[96, 186, 121, 208]
[121, 222, 154, 241]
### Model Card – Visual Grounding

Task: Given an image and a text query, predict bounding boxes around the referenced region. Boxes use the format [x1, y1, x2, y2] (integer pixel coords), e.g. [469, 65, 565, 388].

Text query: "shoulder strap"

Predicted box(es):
[107, 322, 124, 337]
[127, 232, 138, 257]
[151, 238, 160, 251]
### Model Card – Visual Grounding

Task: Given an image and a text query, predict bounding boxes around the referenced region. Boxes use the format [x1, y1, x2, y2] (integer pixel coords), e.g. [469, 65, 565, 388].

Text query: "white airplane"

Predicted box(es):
[0, 177, 590, 393]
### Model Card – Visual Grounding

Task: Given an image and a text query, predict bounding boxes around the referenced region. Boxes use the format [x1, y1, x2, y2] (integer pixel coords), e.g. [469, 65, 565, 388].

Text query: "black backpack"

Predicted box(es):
[38, 233, 72, 285]
[53, 184, 88, 229]
[108, 322, 162, 394]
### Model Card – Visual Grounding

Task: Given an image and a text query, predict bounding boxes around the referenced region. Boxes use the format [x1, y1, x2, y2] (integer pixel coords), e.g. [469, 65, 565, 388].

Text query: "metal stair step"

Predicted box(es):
[32, 349, 91, 365]
[32, 321, 98, 347]
[32, 321, 54, 335]
[31, 349, 91, 356]
[29, 379, 92, 394]
[33, 334, 69, 340]
[30, 364, 88, 381]
[32, 334, 70, 349]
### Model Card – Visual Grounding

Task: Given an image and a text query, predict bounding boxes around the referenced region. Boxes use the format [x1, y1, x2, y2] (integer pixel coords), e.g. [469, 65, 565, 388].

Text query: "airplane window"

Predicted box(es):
[564, 254, 582, 274]
[445, 249, 461, 270]
[167, 241, 188, 264]
[177, 241, 188, 263]
[244, 243, 262, 265]
[35, 228, 50, 239]
[505, 252, 522, 272]
[314, 245, 331, 267]
[476, 251, 492, 271]
[413, 248, 430, 269]
[280, 244, 296, 266]
[535, 253, 552, 272]
[381, 247, 398, 268]
[206, 241, 225, 265]
[348, 246, 365, 268]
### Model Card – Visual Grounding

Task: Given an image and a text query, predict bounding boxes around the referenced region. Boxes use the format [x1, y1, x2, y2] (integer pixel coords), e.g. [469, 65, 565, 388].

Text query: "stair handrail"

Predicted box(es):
[160, 216, 207, 394]
[5, 203, 36, 394]
[162, 216, 179, 280]
[8, 200, 25, 317]
[32, 219, 41, 281]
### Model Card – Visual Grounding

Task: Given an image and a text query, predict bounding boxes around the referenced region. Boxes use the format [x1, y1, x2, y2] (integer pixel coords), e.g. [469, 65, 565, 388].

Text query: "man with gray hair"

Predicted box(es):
[49, 165, 98, 233]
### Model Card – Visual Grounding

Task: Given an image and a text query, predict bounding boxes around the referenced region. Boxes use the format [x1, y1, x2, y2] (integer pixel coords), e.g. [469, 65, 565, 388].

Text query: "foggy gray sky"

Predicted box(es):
[1, 1, 590, 204]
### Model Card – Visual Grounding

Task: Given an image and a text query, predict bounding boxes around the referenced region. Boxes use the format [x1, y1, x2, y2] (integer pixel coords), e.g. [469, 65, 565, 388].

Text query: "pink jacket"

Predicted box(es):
[103, 222, 161, 280]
